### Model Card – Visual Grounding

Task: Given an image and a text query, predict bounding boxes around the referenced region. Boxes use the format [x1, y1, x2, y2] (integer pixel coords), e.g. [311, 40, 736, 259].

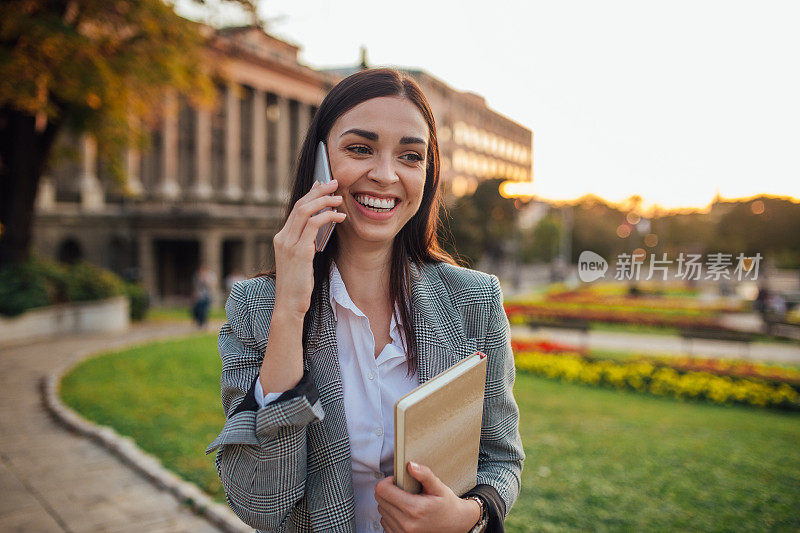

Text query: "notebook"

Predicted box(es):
[394, 351, 487, 495]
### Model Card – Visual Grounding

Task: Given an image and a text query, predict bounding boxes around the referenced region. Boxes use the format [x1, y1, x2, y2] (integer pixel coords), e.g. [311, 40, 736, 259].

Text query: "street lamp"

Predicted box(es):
[499, 180, 536, 202]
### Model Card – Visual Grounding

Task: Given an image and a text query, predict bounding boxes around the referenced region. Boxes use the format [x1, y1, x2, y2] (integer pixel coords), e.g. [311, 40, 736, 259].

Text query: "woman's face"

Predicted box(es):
[325, 96, 429, 250]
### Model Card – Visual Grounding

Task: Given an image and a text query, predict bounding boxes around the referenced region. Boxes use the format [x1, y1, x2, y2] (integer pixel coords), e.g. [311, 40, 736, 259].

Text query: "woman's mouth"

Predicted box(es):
[351, 193, 400, 220]
[353, 194, 397, 213]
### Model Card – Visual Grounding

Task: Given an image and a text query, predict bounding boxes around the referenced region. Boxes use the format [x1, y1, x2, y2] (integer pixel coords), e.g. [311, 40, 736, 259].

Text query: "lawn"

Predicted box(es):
[60, 333, 800, 532]
[145, 305, 227, 322]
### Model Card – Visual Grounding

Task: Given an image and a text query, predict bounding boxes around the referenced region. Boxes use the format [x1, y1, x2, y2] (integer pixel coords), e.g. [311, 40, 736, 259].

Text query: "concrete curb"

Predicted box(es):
[41, 333, 252, 533]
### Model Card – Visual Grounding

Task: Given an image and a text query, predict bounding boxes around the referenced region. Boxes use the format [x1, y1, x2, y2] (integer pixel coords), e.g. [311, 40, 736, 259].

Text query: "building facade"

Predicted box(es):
[33, 28, 533, 304]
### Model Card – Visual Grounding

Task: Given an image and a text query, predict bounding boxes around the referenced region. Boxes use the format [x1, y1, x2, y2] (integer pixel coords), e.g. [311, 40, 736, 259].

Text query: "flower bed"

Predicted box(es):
[513, 337, 800, 386]
[504, 302, 727, 330]
[544, 292, 745, 313]
[504, 282, 750, 331]
[510, 338, 584, 353]
[635, 355, 800, 386]
[514, 350, 800, 410]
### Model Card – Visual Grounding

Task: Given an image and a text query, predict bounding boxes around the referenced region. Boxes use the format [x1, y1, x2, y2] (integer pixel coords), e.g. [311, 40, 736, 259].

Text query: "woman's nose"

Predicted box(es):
[366, 153, 399, 184]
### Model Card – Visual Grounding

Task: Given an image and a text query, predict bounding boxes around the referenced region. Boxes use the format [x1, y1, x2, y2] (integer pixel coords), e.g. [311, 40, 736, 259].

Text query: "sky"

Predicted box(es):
[179, 0, 800, 211]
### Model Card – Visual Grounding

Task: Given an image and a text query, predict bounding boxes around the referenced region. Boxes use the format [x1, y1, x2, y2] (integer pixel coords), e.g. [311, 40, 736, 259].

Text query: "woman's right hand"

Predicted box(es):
[272, 179, 346, 319]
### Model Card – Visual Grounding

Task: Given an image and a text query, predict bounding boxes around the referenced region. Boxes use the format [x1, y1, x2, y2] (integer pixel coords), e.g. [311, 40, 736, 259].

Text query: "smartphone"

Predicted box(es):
[313, 141, 336, 252]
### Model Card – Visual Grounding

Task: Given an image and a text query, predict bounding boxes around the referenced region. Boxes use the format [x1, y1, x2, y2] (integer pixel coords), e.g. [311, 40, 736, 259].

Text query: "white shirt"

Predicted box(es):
[255, 262, 419, 533]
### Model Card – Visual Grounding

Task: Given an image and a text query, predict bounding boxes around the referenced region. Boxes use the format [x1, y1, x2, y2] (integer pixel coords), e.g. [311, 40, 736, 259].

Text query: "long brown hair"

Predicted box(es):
[258, 68, 457, 377]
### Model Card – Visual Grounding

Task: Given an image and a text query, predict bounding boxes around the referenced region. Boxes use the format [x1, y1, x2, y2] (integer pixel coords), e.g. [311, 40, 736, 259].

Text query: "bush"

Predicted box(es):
[0, 256, 148, 319]
[123, 281, 149, 321]
[0, 258, 68, 316]
[64, 261, 125, 302]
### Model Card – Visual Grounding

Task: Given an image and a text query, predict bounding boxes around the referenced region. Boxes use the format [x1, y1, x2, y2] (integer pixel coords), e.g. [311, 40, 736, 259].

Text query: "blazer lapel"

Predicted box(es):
[409, 262, 477, 384]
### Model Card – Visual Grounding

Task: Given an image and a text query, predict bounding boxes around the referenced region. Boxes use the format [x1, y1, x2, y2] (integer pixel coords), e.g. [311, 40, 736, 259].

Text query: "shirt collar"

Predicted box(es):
[328, 261, 402, 332]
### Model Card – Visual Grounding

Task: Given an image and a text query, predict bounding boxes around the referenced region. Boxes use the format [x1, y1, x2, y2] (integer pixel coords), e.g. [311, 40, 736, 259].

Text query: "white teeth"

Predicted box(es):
[355, 194, 396, 210]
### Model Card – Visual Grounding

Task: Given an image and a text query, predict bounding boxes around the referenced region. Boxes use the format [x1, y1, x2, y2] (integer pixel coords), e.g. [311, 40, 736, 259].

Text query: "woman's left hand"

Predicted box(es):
[374, 462, 481, 533]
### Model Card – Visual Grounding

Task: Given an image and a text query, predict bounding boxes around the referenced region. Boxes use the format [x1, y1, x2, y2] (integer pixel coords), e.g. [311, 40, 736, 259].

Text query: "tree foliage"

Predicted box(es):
[0, 0, 257, 264]
[0, 0, 225, 169]
[520, 214, 561, 263]
[440, 178, 518, 267]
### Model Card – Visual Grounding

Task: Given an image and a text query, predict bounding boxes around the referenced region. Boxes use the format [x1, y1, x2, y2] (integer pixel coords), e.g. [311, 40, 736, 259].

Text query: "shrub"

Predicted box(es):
[64, 261, 125, 302]
[0, 257, 145, 318]
[123, 281, 149, 321]
[0, 258, 68, 316]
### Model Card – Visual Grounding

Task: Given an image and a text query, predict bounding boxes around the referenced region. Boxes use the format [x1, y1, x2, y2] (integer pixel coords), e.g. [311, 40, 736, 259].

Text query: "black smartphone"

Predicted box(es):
[313, 141, 336, 252]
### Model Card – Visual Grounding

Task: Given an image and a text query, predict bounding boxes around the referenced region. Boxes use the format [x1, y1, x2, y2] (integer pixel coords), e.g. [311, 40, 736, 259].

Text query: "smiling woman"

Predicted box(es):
[328, 97, 428, 251]
[206, 68, 525, 533]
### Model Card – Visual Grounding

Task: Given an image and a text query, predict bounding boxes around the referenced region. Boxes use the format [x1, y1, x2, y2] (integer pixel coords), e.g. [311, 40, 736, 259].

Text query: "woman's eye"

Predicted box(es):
[401, 153, 424, 162]
[347, 145, 371, 155]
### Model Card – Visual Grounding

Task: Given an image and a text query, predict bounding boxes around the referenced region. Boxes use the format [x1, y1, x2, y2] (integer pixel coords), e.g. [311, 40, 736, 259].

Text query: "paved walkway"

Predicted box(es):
[512, 325, 800, 364]
[0, 320, 231, 532]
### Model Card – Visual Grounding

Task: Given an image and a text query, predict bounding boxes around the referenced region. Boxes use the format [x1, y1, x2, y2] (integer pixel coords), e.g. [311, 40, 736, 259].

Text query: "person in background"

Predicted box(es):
[225, 268, 246, 295]
[192, 264, 215, 329]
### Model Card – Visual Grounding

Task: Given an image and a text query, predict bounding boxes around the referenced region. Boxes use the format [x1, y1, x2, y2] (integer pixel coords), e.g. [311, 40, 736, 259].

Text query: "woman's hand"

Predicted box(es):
[374, 462, 481, 533]
[272, 179, 346, 318]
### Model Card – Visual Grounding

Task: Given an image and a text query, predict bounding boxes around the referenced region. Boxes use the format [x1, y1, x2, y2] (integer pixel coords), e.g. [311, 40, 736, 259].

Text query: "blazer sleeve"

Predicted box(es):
[205, 279, 324, 531]
[475, 274, 526, 520]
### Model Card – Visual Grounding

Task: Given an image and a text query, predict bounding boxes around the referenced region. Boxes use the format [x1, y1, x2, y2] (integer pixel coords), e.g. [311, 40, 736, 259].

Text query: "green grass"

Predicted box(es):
[60, 334, 227, 500]
[146, 305, 227, 322]
[61, 335, 800, 531]
[509, 374, 799, 531]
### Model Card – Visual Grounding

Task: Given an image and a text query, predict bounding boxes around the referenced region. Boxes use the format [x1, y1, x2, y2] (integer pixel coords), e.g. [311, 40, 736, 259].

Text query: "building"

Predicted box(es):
[33, 29, 533, 304]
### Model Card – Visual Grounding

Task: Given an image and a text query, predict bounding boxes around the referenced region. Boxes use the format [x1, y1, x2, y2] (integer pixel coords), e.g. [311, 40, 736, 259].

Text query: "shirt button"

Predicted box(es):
[368, 371, 375, 380]
[374, 471, 383, 479]
[372, 521, 380, 530]
[375, 427, 383, 437]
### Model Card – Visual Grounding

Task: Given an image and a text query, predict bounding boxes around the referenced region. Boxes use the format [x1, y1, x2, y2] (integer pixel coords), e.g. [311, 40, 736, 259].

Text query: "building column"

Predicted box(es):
[242, 234, 257, 277]
[80, 133, 104, 211]
[194, 106, 213, 200]
[160, 89, 180, 199]
[225, 81, 242, 201]
[125, 147, 143, 197]
[125, 114, 144, 197]
[296, 101, 312, 157]
[36, 175, 55, 211]
[201, 231, 223, 305]
[138, 233, 156, 303]
[275, 95, 292, 203]
[251, 89, 268, 202]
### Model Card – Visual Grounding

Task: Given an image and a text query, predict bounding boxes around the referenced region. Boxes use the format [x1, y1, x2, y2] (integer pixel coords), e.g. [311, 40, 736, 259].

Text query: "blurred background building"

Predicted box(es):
[30, 27, 533, 304]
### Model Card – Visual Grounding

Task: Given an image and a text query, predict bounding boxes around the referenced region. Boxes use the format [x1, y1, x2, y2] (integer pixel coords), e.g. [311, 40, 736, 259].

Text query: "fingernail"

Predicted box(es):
[330, 179, 338, 185]
[409, 461, 419, 471]
[312, 181, 319, 188]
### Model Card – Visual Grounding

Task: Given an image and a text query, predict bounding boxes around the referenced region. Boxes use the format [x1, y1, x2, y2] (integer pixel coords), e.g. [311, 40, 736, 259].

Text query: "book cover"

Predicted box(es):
[394, 351, 487, 495]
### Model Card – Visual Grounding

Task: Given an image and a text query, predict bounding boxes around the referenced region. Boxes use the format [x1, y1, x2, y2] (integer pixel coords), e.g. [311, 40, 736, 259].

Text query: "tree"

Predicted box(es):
[440, 178, 518, 267]
[520, 213, 561, 264]
[0, 0, 258, 265]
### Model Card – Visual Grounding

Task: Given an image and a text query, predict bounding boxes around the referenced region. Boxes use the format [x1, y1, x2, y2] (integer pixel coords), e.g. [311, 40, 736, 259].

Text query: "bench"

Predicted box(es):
[679, 327, 753, 357]
[763, 319, 800, 342]
[527, 318, 591, 349]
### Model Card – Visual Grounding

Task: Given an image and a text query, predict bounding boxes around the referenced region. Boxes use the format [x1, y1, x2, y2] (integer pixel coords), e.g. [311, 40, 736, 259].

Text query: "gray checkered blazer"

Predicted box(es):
[206, 261, 525, 532]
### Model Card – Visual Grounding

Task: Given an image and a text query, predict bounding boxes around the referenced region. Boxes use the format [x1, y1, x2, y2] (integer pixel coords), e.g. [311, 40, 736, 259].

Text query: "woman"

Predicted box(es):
[207, 68, 524, 533]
